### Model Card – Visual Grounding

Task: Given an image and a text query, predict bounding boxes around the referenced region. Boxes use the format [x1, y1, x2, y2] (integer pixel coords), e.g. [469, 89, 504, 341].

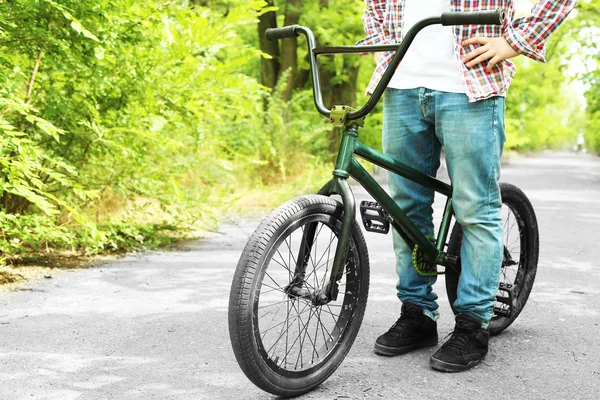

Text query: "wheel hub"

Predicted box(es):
[286, 284, 331, 306]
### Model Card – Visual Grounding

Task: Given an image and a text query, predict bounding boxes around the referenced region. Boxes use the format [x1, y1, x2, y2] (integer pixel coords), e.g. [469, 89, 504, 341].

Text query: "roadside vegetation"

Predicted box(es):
[0, 0, 598, 276]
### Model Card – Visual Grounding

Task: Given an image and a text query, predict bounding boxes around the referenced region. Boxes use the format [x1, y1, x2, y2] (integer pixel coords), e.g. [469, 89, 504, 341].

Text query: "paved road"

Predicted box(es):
[1, 152, 599, 399]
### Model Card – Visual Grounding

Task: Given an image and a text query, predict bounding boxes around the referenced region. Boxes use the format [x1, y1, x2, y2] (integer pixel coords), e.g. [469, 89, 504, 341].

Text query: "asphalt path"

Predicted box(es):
[1, 151, 599, 399]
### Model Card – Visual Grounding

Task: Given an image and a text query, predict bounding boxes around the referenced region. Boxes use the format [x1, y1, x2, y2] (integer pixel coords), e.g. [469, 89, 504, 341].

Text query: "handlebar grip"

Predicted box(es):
[265, 25, 301, 41]
[441, 8, 505, 26]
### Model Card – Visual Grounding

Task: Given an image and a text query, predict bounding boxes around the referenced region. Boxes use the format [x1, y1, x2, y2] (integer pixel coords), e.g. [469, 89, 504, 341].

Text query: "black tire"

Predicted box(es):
[228, 195, 370, 396]
[445, 183, 539, 335]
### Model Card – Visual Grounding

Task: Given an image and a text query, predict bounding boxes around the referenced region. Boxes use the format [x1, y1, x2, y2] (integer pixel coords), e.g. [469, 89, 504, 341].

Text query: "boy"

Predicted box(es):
[358, 0, 576, 372]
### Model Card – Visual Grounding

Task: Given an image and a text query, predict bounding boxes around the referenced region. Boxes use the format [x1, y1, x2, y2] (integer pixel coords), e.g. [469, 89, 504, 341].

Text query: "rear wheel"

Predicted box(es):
[228, 195, 370, 396]
[445, 183, 539, 335]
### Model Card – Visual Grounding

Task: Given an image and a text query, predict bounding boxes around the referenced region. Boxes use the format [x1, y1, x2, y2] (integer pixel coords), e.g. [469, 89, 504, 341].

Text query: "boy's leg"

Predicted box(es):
[376, 87, 442, 356]
[382, 88, 442, 318]
[435, 93, 505, 326]
[430, 92, 505, 372]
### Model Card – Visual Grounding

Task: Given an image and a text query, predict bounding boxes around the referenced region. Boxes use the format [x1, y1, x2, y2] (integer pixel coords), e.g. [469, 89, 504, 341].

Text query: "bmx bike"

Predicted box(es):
[228, 9, 539, 397]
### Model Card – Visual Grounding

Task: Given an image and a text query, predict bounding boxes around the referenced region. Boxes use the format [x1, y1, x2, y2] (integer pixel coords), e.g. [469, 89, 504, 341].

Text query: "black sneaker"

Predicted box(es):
[430, 313, 489, 372]
[374, 302, 438, 356]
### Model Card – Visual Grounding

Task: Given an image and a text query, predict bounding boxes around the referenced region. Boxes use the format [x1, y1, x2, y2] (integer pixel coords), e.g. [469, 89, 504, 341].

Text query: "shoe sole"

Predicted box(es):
[429, 352, 487, 372]
[374, 336, 438, 356]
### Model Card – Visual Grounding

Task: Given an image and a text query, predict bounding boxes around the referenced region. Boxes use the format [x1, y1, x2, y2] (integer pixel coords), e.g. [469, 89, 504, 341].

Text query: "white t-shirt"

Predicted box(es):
[388, 0, 466, 93]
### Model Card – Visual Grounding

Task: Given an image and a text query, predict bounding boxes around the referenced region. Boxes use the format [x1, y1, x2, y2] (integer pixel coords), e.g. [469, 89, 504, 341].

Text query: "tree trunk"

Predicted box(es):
[257, 0, 280, 91]
[280, 0, 302, 102]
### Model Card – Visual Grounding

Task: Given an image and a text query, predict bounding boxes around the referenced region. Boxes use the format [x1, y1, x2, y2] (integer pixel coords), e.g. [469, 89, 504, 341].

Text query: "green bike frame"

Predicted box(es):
[318, 123, 458, 301]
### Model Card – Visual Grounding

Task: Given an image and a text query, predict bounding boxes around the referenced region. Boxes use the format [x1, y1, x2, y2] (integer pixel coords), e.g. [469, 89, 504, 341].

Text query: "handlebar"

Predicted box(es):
[440, 9, 504, 26]
[265, 25, 300, 41]
[266, 9, 505, 121]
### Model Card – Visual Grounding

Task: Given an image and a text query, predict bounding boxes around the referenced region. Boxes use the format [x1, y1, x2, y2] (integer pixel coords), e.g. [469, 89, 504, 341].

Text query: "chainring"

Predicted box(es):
[412, 236, 444, 276]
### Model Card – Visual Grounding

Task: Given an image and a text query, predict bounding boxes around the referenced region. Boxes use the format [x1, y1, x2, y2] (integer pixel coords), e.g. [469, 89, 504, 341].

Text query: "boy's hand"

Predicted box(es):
[462, 37, 520, 71]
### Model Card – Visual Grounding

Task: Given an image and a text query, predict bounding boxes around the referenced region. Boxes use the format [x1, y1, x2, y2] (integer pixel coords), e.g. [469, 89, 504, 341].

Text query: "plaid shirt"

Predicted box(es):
[357, 0, 577, 101]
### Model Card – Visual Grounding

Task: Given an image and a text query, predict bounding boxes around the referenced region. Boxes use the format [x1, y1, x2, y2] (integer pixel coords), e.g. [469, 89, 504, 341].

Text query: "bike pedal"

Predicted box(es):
[359, 201, 390, 234]
[494, 282, 514, 318]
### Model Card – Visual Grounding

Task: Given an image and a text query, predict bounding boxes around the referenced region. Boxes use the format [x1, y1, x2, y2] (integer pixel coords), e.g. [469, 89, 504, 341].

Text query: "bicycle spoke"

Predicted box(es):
[263, 301, 311, 349]
[265, 297, 291, 361]
[312, 307, 323, 363]
[325, 303, 343, 334]
[505, 235, 521, 251]
[295, 307, 319, 369]
[318, 305, 341, 319]
[294, 312, 316, 369]
[264, 267, 288, 287]
[316, 306, 335, 344]
[258, 298, 290, 313]
[309, 225, 333, 274]
[284, 234, 299, 272]
[273, 249, 295, 279]
[307, 223, 327, 278]
[284, 298, 290, 367]
[319, 230, 335, 288]
[260, 296, 287, 342]
[281, 302, 312, 367]
[272, 292, 347, 371]
[294, 301, 305, 369]
[303, 232, 336, 285]
[259, 282, 287, 296]
[302, 259, 332, 289]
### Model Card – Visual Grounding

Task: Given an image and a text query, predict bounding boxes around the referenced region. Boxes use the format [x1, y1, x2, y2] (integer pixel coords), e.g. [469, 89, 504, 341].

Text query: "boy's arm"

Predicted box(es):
[463, 0, 577, 70]
[356, 0, 388, 47]
[504, 0, 578, 62]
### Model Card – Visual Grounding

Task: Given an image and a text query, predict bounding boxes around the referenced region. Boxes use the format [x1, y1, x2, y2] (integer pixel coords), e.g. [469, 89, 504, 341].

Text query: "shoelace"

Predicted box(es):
[388, 315, 419, 335]
[442, 328, 476, 351]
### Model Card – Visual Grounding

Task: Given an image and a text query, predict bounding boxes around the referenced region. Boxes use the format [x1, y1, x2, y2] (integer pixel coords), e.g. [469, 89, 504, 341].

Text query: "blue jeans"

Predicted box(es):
[382, 88, 505, 328]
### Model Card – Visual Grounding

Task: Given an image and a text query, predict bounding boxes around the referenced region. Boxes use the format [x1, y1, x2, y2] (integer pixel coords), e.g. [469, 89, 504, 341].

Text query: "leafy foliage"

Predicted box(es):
[0, 0, 273, 257]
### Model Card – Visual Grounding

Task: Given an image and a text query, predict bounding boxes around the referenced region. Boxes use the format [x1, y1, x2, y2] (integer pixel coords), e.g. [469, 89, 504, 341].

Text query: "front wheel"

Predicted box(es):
[445, 183, 539, 336]
[228, 195, 370, 397]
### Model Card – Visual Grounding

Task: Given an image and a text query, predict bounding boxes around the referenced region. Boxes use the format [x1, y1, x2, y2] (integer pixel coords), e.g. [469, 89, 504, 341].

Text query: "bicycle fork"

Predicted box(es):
[285, 124, 359, 304]
[284, 176, 354, 305]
